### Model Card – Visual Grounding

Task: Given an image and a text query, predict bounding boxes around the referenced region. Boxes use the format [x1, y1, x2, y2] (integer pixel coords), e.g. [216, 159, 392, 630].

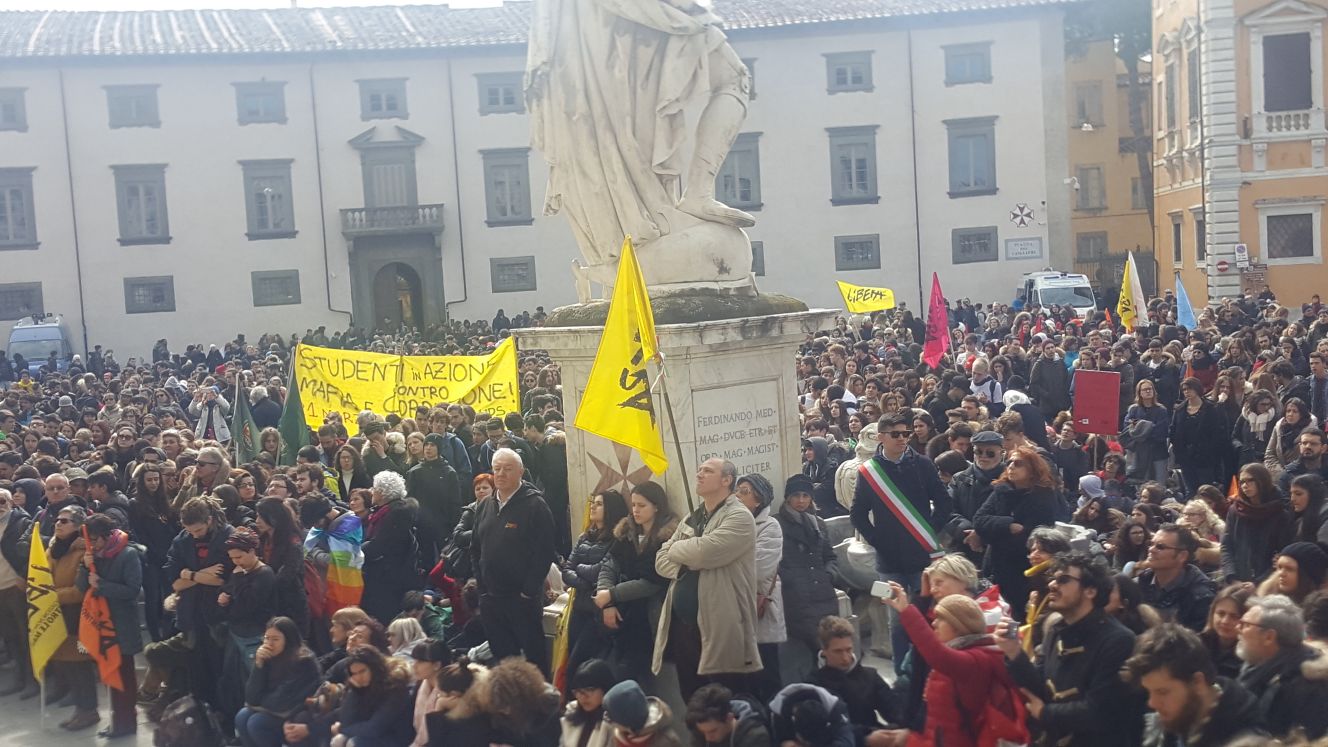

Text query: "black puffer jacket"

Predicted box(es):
[562, 530, 611, 613]
[973, 482, 1059, 617]
[775, 503, 840, 649]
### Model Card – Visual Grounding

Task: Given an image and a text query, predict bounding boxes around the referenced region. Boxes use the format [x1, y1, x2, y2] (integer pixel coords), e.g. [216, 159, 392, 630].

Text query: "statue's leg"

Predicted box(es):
[677, 46, 756, 228]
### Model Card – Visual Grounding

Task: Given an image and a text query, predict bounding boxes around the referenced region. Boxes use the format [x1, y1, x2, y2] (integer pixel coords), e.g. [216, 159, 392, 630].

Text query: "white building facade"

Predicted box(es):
[0, 0, 1073, 359]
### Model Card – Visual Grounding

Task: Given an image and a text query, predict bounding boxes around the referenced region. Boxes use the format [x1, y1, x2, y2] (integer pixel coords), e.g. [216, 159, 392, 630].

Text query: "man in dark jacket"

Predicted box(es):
[944, 430, 1004, 560]
[1000, 552, 1144, 747]
[1236, 593, 1328, 739]
[406, 433, 462, 567]
[1277, 427, 1328, 497]
[685, 683, 772, 747]
[86, 470, 132, 535]
[248, 385, 283, 430]
[803, 436, 846, 518]
[472, 448, 556, 676]
[1028, 340, 1071, 419]
[1137, 524, 1216, 631]
[0, 490, 33, 697]
[805, 615, 899, 744]
[850, 413, 950, 673]
[1124, 624, 1264, 747]
[35, 472, 87, 541]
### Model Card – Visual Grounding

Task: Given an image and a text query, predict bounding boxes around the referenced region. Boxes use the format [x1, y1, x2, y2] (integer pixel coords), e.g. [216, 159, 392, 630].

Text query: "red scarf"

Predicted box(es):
[97, 529, 130, 559]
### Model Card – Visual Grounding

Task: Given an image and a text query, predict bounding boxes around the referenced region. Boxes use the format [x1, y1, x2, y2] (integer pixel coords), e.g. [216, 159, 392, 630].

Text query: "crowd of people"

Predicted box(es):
[1, 288, 1328, 747]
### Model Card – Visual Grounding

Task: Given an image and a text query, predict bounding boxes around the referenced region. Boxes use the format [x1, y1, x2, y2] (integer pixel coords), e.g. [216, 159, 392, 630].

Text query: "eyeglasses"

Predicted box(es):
[885, 431, 912, 439]
[1150, 543, 1184, 553]
[976, 449, 1001, 459]
[198, 461, 220, 468]
[1236, 620, 1269, 631]
[1049, 574, 1082, 586]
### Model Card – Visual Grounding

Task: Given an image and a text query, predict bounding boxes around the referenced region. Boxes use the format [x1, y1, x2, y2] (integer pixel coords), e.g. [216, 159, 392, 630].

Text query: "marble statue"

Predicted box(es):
[527, 0, 756, 295]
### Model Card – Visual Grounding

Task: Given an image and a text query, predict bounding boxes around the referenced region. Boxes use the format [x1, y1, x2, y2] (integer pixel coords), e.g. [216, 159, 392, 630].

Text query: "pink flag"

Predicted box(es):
[922, 273, 950, 369]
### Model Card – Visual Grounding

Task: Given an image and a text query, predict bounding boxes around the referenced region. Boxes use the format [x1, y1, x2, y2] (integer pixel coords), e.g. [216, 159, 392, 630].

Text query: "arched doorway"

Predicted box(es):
[372, 262, 422, 331]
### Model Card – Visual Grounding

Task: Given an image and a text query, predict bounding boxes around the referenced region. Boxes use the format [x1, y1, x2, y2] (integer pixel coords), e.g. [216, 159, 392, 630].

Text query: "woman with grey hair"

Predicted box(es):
[736, 473, 784, 699]
[360, 470, 418, 624]
[47, 505, 100, 731]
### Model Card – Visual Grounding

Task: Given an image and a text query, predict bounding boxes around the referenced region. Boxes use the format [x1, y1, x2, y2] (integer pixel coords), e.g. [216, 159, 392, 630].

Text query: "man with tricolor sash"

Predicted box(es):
[849, 412, 951, 674]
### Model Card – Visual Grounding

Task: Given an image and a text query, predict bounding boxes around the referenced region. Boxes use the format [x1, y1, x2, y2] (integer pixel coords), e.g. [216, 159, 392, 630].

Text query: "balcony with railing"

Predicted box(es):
[340, 204, 445, 238]
[1254, 108, 1325, 138]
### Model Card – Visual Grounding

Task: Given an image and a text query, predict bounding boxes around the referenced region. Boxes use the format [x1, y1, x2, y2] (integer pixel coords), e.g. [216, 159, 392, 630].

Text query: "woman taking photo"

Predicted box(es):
[561, 489, 629, 695]
[594, 480, 677, 688]
[1221, 463, 1292, 583]
[129, 463, 179, 642]
[1170, 377, 1230, 494]
[235, 617, 321, 747]
[973, 445, 1061, 618]
[46, 506, 100, 732]
[1265, 397, 1316, 476]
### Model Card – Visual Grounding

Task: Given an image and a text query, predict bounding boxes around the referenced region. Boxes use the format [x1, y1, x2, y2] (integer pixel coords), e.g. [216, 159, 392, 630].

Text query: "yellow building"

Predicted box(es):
[1068, 39, 1156, 292]
[1155, 0, 1328, 305]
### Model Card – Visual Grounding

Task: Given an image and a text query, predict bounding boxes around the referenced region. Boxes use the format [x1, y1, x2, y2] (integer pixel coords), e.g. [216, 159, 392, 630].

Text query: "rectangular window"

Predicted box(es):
[0, 168, 38, 250]
[490, 256, 537, 292]
[476, 73, 524, 115]
[946, 117, 998, 197]
[234, 82, 286, 125]
[716, 132, 762, 210]
[1076, 231, 1109, 260]
[1164, 61, 1178, 130]
[0, 282, 42, 320]
[1074, 82, 1104, 126]
[358, 79, 408, 120]
[827, 126, 879, 205]
[105, 85, 160, 129]
[1187, 48, 1201, 121]
[112, 164, 170, 245]
[1131, 177, 1147, 210]
[834, 234, 880, 271]
[481, 148, 533, 226]
[1075, 165, 1106, 210]
[123, 275, 175, 314]
[825, 52, 873, 93]
[742, 58, 757, 99]
[251, 270, 301, 307]
[1264, 32, 1313, 112]
[1267, 212, 1315, 259]
[750, 240, 765, 276]
[1171, 215, 1183, 264]
[1195, 217, 1207, 262]
[240, 159, 296, 240]
[952, 226, 999, 264]
[360, 146, 417, 208]
[0, 89, 26, 132]
[944, 43, 992, 85]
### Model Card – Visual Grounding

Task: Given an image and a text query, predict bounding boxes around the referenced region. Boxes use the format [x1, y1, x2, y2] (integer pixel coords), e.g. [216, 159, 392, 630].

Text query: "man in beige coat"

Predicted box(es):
[653, 458, 760, 700]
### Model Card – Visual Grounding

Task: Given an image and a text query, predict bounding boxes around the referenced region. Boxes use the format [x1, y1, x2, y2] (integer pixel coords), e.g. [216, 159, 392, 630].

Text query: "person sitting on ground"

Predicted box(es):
[804, 615, 899, 747]
[1235, 594, 1328, 739]
[769, 683, 855, 747]
[560, 659, 616, 747]
[684, 682, 771, 747]
[603, 680, 683, 747]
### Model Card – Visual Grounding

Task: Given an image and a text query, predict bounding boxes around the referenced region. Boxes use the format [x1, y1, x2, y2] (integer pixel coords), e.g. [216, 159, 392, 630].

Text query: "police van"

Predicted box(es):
[6, 313, 76, 375]
[1018, 271, 1097, 319]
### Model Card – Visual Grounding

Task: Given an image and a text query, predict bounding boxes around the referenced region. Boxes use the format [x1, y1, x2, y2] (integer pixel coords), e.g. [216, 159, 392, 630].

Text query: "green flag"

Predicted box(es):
[231, 384, 261, 464]
[277, 348, 309, 466]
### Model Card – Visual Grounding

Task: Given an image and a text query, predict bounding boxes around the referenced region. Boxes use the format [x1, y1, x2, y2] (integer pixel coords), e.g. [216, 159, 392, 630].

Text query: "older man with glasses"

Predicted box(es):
[1236, 594, 1328, 738]
[851, 412, 951, 674]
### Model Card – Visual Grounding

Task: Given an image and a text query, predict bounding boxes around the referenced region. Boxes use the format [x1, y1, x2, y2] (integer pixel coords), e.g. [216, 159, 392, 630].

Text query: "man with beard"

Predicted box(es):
[1125, 624, 1263, 747]
[1235, 594, 1328, 738]
[997, 552, 1144, 747]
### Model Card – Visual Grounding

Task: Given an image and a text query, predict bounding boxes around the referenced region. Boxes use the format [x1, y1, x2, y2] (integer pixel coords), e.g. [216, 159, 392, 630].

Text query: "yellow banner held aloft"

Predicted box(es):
[293, 338, 520, 435]
[837, 281, 896, 313]
[27, 535, 65, 683]
[575, 237, 669, 475]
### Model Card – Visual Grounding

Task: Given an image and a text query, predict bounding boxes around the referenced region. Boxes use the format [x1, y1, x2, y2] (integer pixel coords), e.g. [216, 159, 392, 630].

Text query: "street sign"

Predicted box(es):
[1009, 203, 1034, 228]
[1216, 260, 1230, 273]
[1234, 243, 1250, 268]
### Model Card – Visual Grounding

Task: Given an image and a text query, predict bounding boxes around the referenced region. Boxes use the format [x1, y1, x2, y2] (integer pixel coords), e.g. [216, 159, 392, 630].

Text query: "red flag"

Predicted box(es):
[922, 273, 950, 368]
[78, 527, 124, 691]
[1104, 307, 1114, 325]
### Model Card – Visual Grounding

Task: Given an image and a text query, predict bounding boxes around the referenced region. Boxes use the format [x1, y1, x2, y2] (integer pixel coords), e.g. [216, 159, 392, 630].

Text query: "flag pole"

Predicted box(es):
[653, 354, 694, 514]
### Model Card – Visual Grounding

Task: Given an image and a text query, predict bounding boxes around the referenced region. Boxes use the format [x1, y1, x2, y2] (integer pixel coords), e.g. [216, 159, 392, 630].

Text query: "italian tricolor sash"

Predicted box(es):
[859, 458, 945, 559]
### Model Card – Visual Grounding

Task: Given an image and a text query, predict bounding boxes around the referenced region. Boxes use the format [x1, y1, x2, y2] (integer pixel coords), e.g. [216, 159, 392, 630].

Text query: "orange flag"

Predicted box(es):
[1228, 475, 1240, 502]
[78, 527, 124, 691]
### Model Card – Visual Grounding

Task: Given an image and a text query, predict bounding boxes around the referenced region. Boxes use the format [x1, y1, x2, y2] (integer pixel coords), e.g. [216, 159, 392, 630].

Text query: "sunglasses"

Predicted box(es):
[885, 430, 912, 439]
[976, 449, 1001, 458]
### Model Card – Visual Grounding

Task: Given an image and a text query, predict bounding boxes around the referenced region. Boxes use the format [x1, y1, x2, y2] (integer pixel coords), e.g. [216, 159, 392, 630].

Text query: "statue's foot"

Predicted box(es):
[676, 196, 756, 228]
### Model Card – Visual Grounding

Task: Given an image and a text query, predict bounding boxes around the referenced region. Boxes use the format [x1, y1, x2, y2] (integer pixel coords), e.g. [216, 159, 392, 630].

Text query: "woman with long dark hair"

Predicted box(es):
[130, 463, 179, 641]
[1221, 463, 1292, 583]
[559, 489, 629, 695]
[1236, 390, 1280, 469]
[1265, 397, 1316, 477]
[593, 480, 677, 688]
[255, 496, 310, 634]
[1122, 379, 1171, 482]
[973, 445, 1061, 618]
[1104, 573, 1160, 635]
[235, 617, 321, 747]
[1290, 473, 1328, 544]
[1199, 583, 1254, 678]
[334, 444, 372, 503]
[327, 647, 414, 747]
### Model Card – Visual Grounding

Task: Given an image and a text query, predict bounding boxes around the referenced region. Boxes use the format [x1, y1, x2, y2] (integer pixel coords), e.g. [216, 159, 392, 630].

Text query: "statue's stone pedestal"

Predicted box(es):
[515, 308, 838, 522]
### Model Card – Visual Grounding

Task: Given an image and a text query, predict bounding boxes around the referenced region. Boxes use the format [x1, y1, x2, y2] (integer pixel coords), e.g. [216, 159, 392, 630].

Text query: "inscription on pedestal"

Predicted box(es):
[693, 381, 783, 481]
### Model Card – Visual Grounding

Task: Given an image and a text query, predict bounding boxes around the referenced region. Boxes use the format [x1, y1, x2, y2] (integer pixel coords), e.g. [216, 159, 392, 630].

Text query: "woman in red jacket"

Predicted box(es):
[881, 581, 1023, 747]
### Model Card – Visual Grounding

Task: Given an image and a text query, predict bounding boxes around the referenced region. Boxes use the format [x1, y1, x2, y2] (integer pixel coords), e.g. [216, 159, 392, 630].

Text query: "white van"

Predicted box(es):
[1019, 271, 1097, 319]
[7, 314, 75, 375]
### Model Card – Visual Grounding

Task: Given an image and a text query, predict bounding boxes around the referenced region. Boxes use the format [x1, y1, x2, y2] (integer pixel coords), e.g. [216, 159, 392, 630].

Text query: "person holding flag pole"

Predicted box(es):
[77, 515, 144, 740]
[36, 505, 101, 732]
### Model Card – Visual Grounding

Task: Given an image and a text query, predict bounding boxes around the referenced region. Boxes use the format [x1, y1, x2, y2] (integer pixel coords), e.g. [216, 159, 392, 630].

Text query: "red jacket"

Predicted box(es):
[900, 605, 1012, 747]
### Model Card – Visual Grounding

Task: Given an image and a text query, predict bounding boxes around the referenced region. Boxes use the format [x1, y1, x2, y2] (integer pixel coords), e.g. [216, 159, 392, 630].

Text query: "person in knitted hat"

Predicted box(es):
[407, 431, 462, 569]
[562, 659, 616, 746]
[603, 680, 680, 745]
[736, 473, 784, 700]
[777, 472, 841, 666]
[1269, 541, 1328, 603]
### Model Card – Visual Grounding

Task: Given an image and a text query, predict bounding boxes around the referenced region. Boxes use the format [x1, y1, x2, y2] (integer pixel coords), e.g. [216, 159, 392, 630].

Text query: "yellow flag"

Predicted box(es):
[26, 535, 66, 683]
[836, 281, 896, 313]
[1117, 251, 1145, 331]
[575, 237, 668, 474]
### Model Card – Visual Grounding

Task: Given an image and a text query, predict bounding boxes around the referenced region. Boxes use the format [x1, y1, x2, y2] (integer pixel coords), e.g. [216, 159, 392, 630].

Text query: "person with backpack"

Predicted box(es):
[880, 582, 1026, 747]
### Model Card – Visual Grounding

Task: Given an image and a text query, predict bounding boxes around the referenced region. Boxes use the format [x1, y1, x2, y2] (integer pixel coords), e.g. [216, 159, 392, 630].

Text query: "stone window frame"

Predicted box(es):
[105, 84, 160, 129]
[717, 132, 762, 211]
[0, 282, 42, 321]
[834, 233, 881, 271]
[476, 72, 525, 115]
[0, 167, 38, 251]
[112, 164, 170, 246]
[239, 159, 297, 240]
[1258, 199, 1323, 266]
[123, 275, 175, 314]
[945, 116, 998, 198]
[824, 51, 874, 94]
[944, 42, 993, 86]
[358, 78, 409, 121]
[234, 81, 287, 125]
[952, 225, 1000, 265]
[251, 269, 302, 307]
[827, 125, 880, 205]
[0, 88, 27, 132]
[481, 148, 534, 226]
[490, 256, 537, 293]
